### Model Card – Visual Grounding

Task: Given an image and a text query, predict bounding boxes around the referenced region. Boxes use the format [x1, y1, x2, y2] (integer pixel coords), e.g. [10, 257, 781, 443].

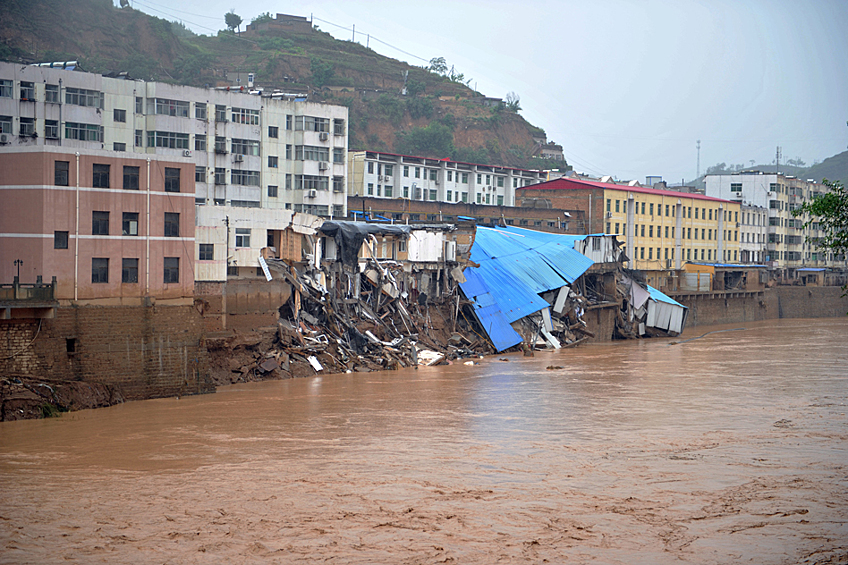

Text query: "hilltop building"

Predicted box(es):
[705, 172, 847, 274]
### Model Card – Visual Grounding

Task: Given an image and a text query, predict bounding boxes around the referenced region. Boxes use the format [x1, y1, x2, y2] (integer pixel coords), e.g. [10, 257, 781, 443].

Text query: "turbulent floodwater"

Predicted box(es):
[1, 318, 847, 564]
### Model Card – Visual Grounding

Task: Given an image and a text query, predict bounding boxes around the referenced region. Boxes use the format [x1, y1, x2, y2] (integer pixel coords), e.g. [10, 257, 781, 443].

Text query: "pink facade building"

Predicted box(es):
[0, 146, 195, 303]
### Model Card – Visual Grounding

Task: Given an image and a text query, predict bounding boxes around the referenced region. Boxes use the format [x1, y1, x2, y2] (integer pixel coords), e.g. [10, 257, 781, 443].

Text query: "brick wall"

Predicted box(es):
[0, 305, 213, 400]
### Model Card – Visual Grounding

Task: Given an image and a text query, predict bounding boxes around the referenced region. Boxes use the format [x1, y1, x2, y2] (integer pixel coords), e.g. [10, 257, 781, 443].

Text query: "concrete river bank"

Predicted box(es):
[1, 318, 846, 564]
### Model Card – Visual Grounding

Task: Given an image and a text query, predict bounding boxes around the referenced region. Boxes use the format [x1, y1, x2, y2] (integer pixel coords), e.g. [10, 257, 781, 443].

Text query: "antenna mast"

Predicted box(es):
[775, 146, 782, 174]
[696, 140, 701, 178]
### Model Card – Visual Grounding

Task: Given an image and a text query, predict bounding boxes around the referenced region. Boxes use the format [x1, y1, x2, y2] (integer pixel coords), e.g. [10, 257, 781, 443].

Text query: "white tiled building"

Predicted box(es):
[0, 61, 348, 280]
[705, 172, 847, 272]
[348, 150, 545, 207]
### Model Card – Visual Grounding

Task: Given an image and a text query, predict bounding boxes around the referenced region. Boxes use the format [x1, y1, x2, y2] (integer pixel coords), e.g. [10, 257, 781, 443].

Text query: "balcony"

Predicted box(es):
[0, 276, 58, 319]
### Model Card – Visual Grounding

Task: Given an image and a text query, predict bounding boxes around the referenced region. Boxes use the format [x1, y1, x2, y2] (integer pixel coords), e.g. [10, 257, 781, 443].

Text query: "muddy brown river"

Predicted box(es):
[1, 318, 847, 564]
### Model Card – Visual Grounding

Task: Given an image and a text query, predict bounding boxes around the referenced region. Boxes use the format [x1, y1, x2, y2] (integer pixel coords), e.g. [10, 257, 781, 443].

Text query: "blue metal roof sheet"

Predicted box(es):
[459, 269, 524, 351]
[646, 285, 687, 308]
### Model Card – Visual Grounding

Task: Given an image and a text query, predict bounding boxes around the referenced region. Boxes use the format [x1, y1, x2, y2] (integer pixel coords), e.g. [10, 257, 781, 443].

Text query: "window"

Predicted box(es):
[286, 174, 292, 190]
[113, 142, 126, 152]
[648, 248, 653, 260]
[0, 79, 11, 98]
[54, 231, 69, 249]
[19, 117, 35, 136]
[708, 229, 712, 240]
[45, 84, 59, 103]
[0, 115, 10, 133]
[384, 186, 393, 198]
[293, 115, 328, 132]
[164, 213, 180, 237]
[231, 170, 260, 186]
[92, 164, 110, 188]
[215, 105, 227, 122]
[164, 168, 181, 192]
[640, 224, 645, 237]
[666, 205, 670, 216]
[333, 177, 344, 193]
[461, 192, 468, 203]
[199, 244, 214, 261]
[235, 228, 251, 247]
[649, 225, 653, 238]
[113, 108, 126, 122]
[195, 135, 206, 151]
[333, 118, 345, 135]
[415, 167, 421, 179]
[497, 176, 504, 188]
[333, 148, 344, 163]
[286, 115, 293, 130]
[65, 122, 102, 142]
[136, 97, 144, 114]
[665, 226, 669, 238]
[232, 138, 260, 156]
[268, 156, 278, 168]
[19, 81, 34, 100]
[286, 144, 292, 160]
[135, 130, 142, 147]
[215, 168, 226, 185]
[149, 98, 189, 117]
[91, 258, 109, 283]
[430, 189, 437, 201]
[268, 185, 278, 197]
[649, 203, 654, 215]
[615, 200, 620, 213]
[121, 212, 139, 236]
[195, 103, 207, 120]
[163, 257, 179, 284]
[55, 161, 69, 186]
[215, 136, 227, 154]
[367, 183, 374, 196]
[429, 169, 437, 181]
[122, 258, 139, 283]
[232, 107, 260, 125]
[615, 223, 620, 234]
[478, 174, 483, 184]
[122, 166, 139, 190]
[294, 145, 329, 161]
[268, 125, 278, 138]
[147, 131, 190, 149]
[709, 209, 713, 220]
[384, 164, 393, 177]
[65, 87, 103, 108]
[195, 166, 206, 183]
[403, 165, 409, 177]
[641, 202, 646, 214]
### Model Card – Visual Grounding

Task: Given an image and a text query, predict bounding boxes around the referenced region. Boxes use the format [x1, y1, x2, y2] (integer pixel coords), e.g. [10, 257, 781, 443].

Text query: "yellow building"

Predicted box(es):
[516, 177, 741, 272]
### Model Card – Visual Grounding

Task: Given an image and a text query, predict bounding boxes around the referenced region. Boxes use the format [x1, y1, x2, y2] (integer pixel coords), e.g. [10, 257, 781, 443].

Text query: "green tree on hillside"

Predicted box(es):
[225, 10, 242, 34]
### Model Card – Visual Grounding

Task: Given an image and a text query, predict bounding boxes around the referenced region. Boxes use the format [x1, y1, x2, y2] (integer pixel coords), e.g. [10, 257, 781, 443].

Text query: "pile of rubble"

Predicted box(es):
[206, 258, 491, 386]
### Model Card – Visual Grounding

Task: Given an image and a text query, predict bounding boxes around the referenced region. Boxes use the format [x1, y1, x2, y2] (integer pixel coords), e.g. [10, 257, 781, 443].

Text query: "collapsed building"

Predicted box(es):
[206, 220, 689, 383]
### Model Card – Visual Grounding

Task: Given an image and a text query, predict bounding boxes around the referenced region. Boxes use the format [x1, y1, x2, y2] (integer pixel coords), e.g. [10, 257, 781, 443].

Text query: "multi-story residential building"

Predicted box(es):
[347, 150, 545, 207]
[0, 61, 348, 281]
[516, 177, 741, 271]
[705, 172, 846, 273]
[739, 204, 768, 264]
[0, 146, 195, 302]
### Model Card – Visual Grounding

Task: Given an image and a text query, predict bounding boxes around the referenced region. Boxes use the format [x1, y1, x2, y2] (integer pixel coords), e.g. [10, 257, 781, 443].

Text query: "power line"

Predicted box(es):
[311, 16, 430, 64]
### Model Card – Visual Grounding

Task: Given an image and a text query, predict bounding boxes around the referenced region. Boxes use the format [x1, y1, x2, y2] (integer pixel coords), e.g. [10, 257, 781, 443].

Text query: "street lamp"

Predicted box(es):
[14, 258, 22, 281]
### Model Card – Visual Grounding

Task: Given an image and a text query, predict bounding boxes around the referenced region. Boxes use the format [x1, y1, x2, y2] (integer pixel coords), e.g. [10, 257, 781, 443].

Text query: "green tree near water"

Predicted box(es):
[794, 178, 848, 311]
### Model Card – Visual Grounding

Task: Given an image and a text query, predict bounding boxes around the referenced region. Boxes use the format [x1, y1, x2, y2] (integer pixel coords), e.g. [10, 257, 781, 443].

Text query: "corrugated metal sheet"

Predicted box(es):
[460, 269, 523, 351]
[645, 285, 688, 334]
[459, 227, 595, 350]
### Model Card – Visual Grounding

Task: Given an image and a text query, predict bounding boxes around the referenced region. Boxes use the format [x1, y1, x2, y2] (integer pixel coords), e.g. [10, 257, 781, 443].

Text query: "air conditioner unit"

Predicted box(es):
[606, 211, 613, 218]
[0, 134, 7, 143]
[318, 161, 329, 171]
[435, 179, 440, 185]
[183, 150, 192, 157]
[319, 132, 329, 141]
[233, 154, 244, 162]
[666, 259, 672, 269]
[307, 189, 317, 198]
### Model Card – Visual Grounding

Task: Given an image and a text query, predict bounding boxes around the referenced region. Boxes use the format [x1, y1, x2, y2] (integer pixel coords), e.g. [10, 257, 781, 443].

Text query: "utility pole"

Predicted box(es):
[352, 24, 355, 42]
[775, 146, 782, 174]
[696, 140, 701, 178]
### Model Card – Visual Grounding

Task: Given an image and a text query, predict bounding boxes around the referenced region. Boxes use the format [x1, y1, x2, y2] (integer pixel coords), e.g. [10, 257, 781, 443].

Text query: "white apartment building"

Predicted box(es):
[739, 204, 768, 264]
[705, 172, 846, 272]
[348, 150, 545, 207]
[0, 61, 348, 280]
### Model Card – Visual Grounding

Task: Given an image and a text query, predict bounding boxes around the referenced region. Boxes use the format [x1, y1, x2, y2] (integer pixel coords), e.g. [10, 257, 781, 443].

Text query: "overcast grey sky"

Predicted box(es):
[127, 0, 848, 183]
